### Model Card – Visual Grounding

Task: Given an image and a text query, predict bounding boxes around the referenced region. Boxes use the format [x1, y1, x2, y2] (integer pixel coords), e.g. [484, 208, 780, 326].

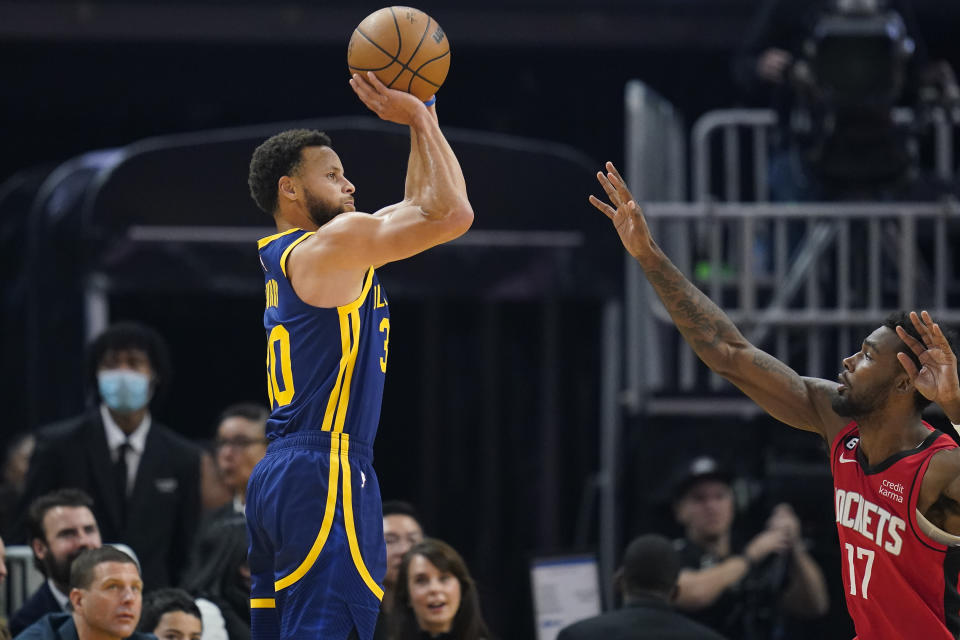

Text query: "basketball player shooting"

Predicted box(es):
[591, 161, 960, 639]
[243, 72, 472, 640]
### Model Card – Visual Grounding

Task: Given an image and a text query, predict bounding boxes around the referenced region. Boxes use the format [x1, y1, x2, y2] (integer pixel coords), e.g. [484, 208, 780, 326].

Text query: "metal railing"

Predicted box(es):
[2, 546, 43, 618]
[622, 99, 960, 410]
[635, 201, 960, 396]
[691, 107, 956, 203]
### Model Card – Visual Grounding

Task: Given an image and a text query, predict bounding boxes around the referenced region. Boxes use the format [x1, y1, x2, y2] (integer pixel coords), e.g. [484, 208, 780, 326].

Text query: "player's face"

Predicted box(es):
[152, 610, 203, 640]
[36, 506, 102, 587]
[832, 326, 905, 418]
[675, 480, 735, 541]
[72, 562, 143, 639]
[384, 514, 424, 587]
[296, 146, 356, 228]
[407, 554, 461, 635]
[215, 416, 267, 494]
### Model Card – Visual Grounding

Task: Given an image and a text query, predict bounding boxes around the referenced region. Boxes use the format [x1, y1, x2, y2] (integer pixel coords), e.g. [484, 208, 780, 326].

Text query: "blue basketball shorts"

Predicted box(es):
[245, 431, 386, 640]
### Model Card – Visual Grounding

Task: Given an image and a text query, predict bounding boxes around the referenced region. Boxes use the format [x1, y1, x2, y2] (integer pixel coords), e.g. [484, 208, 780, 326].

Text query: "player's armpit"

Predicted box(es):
[921, 450, 960, 536]
[300, 203, 472, 272]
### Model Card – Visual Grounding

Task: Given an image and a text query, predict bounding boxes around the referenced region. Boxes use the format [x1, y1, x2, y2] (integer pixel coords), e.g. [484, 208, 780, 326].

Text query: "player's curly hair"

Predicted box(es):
[248, 129, 333, 215]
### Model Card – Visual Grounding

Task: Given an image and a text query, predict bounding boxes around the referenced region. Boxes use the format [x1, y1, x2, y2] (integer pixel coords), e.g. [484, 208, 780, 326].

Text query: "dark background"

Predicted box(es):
[5, 1, 960, 638]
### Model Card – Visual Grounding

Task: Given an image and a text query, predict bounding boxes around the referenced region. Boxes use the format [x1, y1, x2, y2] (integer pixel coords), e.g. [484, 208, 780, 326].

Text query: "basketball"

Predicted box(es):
[347, 6, 450, 102]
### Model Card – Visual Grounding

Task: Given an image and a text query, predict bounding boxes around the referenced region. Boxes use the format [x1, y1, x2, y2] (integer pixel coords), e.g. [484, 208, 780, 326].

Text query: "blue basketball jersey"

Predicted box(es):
[258, 228, 390, 444]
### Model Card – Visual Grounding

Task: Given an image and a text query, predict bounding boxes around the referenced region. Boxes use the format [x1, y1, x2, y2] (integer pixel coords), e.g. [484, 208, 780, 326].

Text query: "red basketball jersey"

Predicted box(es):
[831, 421, 960, 639]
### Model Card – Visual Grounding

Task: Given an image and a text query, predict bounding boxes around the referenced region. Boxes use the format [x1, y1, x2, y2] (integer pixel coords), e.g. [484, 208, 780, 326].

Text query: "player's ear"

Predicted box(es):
[894, 369, 913, 393]
[278, 176, 297, 201]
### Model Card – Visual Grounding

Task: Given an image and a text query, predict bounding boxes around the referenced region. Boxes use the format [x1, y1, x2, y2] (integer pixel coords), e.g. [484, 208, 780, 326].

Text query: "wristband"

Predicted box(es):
[423, 95, 436, 107]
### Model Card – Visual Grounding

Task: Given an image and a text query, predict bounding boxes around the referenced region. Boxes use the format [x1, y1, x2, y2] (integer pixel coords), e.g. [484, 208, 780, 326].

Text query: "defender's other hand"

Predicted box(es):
[896, 310, 960, 406]
[589, 161, 653, 259]
[349, 72, 425, 126]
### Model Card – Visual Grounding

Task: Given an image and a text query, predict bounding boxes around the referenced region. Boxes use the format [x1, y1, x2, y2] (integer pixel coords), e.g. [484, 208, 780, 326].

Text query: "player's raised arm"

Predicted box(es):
[303, 73, 472, 272]
[590, 161, 845, 440]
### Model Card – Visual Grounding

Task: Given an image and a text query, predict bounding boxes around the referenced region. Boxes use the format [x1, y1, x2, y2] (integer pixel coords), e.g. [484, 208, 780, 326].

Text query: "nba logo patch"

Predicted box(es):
[845, 436, 859, 450]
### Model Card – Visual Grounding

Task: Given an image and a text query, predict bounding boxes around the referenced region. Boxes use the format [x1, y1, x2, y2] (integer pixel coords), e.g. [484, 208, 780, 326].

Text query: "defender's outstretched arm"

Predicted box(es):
[590, 162, 844, 440]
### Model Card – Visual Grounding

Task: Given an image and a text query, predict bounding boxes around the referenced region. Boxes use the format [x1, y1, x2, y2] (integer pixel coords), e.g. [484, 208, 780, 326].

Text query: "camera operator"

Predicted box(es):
[733, 0, 958, 201]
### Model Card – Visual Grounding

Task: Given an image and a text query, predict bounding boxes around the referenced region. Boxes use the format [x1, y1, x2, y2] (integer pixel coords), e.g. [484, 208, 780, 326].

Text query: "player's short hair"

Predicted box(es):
[70, 546, 139, 591]
[382, 500, 421, 523]
[27, 488, 96, 544]
[86, 322, 172, 406]
[248, 129, 333, 215]
[620, 534, 680, 599]
[883, 312, 960, 412]
[139, 588, 202, 633]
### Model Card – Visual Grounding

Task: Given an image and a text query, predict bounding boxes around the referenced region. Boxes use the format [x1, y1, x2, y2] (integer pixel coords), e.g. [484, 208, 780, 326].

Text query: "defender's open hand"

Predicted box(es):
[896, 310, 960, 406]
[589, 161, 654, 259]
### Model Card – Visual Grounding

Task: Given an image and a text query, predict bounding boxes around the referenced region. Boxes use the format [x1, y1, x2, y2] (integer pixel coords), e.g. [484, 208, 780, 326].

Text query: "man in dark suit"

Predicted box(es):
[20, 322, 201, 591]
[557, 534, 728, 640]
[9, 490, 103, 636]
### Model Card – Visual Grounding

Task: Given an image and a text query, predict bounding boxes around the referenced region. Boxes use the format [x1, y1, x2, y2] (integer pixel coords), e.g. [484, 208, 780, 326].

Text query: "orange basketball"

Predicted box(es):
[347, 6, 450, 101]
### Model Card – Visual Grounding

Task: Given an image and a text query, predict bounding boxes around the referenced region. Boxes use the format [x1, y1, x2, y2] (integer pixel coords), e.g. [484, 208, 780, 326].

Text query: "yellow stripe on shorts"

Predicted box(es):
[273, 433, 342, 591]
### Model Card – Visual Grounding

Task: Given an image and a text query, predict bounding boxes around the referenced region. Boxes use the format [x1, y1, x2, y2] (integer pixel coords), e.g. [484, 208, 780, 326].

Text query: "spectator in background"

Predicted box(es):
[210, 403, 268, 518]
[0, 433, 34, 540]
[374, 500, 425, 640]
[197, 403, 268, 518]
[671, 456, 828, 640]
[732, 0, 959, 201]
[180, 515, 249, 640]
[138, 588, 203, 640]
[557, 534, 727, 640]
[389, 538, 492, 640]
[9, 490, 102, 636]
[19, 322, 202, 590]
[14, 546, 153, 640]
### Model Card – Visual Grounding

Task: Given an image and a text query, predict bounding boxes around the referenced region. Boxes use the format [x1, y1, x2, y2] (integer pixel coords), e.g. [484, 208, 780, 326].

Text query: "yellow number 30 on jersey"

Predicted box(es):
[266, 325, 294, 408]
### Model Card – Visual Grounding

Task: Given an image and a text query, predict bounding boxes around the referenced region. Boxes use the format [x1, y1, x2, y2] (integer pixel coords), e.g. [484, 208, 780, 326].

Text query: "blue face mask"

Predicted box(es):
[98, 370, 152, 413]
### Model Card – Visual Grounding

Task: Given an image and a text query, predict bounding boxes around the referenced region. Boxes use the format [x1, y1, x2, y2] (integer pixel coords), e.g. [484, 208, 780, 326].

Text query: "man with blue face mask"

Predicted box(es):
[19, 322, 202, 591]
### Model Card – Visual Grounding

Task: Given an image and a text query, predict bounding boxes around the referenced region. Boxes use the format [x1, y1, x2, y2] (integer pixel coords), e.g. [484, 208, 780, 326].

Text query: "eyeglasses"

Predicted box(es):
[215, 437, 267, 450]
[385, 533, 424, 548]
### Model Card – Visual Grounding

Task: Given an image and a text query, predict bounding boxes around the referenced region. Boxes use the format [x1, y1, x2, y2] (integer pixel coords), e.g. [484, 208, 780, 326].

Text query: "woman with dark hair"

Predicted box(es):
[180, 514, 250, 640]
[390, 538, 492, 640]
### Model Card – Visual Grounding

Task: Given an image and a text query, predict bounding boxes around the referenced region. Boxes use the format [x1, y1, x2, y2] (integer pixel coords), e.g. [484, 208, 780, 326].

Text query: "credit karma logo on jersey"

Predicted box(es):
[835, 488, 905, 555]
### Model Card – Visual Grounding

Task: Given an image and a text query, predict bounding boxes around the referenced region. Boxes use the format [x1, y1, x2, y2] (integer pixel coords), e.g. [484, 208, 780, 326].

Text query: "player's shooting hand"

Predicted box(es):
[349, 72, 426, 126]
[589, 161, 654, 259]
[895, 311, 960, 407]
